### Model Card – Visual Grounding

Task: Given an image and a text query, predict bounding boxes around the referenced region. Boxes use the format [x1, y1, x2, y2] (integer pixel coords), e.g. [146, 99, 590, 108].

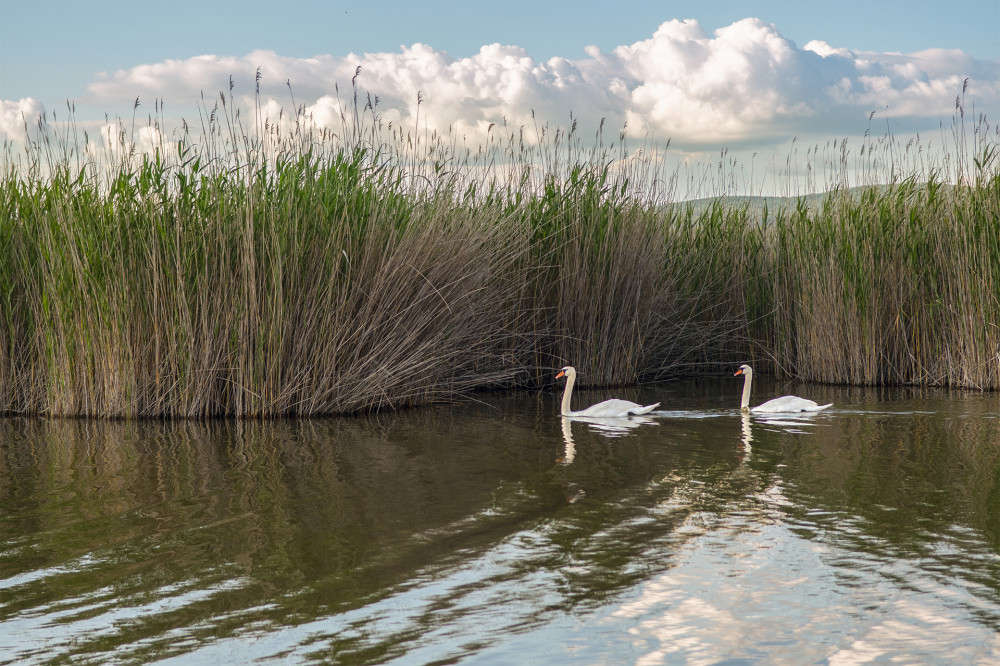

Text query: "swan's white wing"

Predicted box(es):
[571, 415, 656, 428]
[751, 396, 832, 413]
[570, 399, 661, 418]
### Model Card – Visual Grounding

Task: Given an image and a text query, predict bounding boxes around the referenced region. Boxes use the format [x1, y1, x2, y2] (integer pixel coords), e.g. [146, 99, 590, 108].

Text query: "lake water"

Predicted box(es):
[2, 376, 999, 664]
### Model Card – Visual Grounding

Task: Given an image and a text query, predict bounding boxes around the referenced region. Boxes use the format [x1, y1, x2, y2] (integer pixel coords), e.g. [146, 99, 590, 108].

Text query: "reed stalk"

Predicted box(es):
[0, 89, 997, 417]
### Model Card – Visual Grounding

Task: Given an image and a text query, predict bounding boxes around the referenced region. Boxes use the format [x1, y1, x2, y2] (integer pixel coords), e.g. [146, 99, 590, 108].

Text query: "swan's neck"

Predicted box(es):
[740, 370, 752, 411]
[561, 371, 576, 416]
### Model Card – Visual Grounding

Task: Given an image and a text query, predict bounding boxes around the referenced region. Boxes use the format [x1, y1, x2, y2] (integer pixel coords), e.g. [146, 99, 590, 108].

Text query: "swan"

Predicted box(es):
[556, 366, 660, 417]
[735, 364, 832, 413]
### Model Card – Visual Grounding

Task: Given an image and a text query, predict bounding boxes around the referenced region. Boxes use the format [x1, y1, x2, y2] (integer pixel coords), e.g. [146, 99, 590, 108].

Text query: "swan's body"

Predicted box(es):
[556, 366, 659, 417]
[735, 364, 832, 413]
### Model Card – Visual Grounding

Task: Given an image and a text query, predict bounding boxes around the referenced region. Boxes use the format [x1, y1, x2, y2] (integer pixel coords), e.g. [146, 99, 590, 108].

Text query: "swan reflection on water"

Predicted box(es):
[558, 415, 658, 465]
[559, 417, 576, 465]
[740, 412, 753, 459]
[750, 410, 831, 434]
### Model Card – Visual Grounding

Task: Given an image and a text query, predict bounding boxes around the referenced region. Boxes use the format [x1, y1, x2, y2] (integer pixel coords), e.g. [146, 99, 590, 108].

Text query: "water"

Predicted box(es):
[2, 377, 999, 664]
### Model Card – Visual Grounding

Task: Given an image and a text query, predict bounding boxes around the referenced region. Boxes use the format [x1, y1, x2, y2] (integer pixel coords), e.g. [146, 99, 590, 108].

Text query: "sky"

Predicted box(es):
[2, 0, 998, 194]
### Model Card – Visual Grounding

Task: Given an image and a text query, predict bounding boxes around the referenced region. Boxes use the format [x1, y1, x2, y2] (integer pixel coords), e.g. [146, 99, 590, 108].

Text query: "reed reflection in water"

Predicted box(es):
[1, 379, 999, 664]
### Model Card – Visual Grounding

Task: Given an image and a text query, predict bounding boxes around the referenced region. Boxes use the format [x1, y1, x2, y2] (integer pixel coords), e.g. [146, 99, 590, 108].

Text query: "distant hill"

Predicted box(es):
[669, 183, 918, 218]
[670, 194, 823, 217]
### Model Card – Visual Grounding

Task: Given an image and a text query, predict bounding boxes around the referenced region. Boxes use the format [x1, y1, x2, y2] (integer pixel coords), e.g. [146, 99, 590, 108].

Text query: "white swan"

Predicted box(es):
[556, 366, 660, 417]
[735, 364, 832, 413]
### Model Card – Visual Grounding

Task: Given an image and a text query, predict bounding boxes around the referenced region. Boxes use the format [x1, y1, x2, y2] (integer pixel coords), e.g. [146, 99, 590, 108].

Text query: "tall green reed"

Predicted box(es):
[0, 83, 997, 418]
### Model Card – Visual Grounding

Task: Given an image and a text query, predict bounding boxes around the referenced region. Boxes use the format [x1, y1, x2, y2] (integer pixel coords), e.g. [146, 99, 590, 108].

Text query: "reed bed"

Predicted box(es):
[0, 91, 997, 417]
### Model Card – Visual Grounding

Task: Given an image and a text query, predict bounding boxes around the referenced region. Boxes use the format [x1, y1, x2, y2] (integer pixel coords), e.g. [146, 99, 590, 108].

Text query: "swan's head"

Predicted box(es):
[734, 364, 752, 377]
[556, 366, 575, 380]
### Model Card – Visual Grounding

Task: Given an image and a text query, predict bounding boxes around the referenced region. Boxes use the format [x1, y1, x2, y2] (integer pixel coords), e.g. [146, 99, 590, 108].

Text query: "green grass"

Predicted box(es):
[1, 92, 997, 417]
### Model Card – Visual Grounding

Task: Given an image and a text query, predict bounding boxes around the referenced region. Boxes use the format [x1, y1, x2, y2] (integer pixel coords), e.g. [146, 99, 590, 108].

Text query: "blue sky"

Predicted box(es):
[2, 0, 997, 101]
[2, 0, 998, 194]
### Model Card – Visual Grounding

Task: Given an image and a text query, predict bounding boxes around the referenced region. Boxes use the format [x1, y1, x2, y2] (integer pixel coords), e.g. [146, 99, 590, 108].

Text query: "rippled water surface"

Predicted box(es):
[2, 378, 999, 664]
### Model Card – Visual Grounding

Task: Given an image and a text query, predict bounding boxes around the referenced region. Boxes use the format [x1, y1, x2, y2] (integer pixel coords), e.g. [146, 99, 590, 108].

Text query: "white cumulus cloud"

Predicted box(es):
[0, 98, 47, 141]
[4, 18, 998, 152]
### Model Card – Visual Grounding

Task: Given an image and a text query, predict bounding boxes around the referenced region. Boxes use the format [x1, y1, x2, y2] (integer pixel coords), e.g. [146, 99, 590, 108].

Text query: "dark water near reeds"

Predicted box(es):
[2, 377, 999, 664]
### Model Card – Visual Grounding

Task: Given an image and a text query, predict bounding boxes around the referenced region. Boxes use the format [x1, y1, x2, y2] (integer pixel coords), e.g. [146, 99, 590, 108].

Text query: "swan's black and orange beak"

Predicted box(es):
[556, 370, 566, 380]
[734, 368, 744, 376]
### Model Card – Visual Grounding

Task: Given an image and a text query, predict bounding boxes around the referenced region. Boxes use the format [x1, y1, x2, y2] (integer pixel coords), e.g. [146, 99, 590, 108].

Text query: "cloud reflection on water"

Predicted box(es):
[609, 476, 1000, 665]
